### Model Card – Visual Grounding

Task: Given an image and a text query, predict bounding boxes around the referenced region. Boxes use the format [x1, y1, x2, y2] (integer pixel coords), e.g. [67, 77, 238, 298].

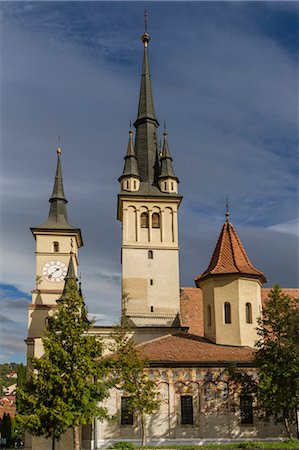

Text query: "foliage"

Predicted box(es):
[237, 442, 265, 448]
[229, 285, 299, 438]
[109, 441, 136, 449]
[16, 363, 26, 413]
[0, 362, 23, 390]
[0, 412, 12, 445]
[17, 261, 111, 449]
[111, 316, 161, 446]
[255, 285, 299, 436]
[142, 440, 299, 449]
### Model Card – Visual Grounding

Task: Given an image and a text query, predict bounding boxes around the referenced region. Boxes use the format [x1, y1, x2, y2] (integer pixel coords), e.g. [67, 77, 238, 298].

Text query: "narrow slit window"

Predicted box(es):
[126, 180, 129, 189]
[152, 213, 160, 228]
[133, 180, 136, 189]
[171, 182, 174, 190]
[246, 303, 252, 324]
[150, 306, 154, 312]
[207, 305, 212, 327]
[53, 241, 59, 253]
[121, 397, 133, 425]
[164, 182, 167, 190]
[240, 394, 253, 424]
[150, 279, 153, 285]
[181, 395, 193, 425]
[140, 212, 149, 228]
[224, 302, 231, 324]
[148, 250, 153, 259]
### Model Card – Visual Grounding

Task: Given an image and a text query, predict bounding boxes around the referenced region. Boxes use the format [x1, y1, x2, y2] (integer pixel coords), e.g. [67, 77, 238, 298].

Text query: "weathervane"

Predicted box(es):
[57, 135, 62, 155]
[144, 10, 148, 33]
[225, 196, 230, 222]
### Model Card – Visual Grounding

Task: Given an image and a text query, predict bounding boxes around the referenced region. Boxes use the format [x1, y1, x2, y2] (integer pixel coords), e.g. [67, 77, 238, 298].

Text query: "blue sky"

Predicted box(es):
[0, 1, 298, 363]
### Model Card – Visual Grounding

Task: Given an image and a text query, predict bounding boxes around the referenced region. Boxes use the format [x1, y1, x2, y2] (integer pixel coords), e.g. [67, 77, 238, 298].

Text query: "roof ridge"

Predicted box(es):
[213, 222, 227, 272]
[136, 333, 173, 348]
[227, 223, 240, 273]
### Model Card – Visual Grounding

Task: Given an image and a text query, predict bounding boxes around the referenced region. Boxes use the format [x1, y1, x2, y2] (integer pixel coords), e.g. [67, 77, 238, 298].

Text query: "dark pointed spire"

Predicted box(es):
[159, 125, 178, 181]
[133, 13, 160, 188]
[38, 147, 74, 229]
[119, 124, 140, 181]
[65, 253, 77, 281]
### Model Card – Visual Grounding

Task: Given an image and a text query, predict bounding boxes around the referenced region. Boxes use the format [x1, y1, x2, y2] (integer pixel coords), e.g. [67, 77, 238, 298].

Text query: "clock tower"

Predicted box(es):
[27, 146, 83, 360]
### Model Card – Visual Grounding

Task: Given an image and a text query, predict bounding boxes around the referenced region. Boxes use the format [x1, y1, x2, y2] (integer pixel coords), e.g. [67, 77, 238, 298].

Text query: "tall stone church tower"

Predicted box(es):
[27, 147, 83, 360]
[117, 29, 182, 326]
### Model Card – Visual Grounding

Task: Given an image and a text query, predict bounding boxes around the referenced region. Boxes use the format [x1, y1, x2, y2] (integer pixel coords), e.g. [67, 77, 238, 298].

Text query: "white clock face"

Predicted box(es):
[42, 261, 68, 283]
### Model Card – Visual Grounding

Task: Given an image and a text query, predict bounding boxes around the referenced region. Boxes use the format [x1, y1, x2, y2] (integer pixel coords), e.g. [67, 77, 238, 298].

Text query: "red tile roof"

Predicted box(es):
[180, 288, 203, 336]
[138, 333, 255, 364]
[195, 221, 266, 285]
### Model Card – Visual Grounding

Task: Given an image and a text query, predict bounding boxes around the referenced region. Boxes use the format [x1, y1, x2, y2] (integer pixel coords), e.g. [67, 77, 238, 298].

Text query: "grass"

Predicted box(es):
[141, 440, 299, 449]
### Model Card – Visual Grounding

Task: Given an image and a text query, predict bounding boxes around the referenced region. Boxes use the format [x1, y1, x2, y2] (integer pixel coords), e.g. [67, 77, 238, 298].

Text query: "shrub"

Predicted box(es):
[109, 442, 135, 450]
[238, 442, 265, 449]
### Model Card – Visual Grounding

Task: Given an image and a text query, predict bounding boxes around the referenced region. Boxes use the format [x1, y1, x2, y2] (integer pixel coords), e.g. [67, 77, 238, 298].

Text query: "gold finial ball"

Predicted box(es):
[141, 32, 150, 46]
[56, 146, 62, 155]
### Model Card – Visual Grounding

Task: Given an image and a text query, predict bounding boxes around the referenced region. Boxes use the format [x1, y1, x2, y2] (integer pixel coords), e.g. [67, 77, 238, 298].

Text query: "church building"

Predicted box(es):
[26, 24, 298, 450]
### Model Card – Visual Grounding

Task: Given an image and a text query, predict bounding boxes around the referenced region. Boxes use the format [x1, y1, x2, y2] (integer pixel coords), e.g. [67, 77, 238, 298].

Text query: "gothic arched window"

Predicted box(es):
[224, 302, 231, 324]
[148, 250, 153, 259]
[140, 212, 149, 228]
[246, 302, 252, 324]
[53, 241, 59, 253]
[152, 213, 160, 228]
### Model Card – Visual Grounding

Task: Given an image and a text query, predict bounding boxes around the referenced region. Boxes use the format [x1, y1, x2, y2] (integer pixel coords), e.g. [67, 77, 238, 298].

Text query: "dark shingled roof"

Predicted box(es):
[119, 32, 180, 199]
[119, 128, 140, 180]
[36, 153, 75, 230]
[159, 130, 178, 181]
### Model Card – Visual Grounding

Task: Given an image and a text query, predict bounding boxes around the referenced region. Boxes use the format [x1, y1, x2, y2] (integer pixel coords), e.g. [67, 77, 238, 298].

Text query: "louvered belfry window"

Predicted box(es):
[152, 212, 160, 228]
[141, 212, 149, 228]
[181, 395, 193, 425]
[121, 397, 133, 425]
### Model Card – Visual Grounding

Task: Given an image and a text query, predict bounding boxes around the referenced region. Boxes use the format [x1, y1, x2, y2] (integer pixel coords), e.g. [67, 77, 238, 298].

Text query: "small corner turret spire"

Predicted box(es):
[119, 123, 140, 182]
[159, 124, 178, 182]
[225, 196, 230, 223]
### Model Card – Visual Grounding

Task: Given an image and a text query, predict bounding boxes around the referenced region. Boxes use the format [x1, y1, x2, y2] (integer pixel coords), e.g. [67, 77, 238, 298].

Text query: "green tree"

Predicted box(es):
[0, 412, 12, 446]
[17, 256, 110, 450]
[111, 317, 160, 446]
[16, 363, 26, 414]
[255, 285, 299, 437]
[229, 285, 299, 438]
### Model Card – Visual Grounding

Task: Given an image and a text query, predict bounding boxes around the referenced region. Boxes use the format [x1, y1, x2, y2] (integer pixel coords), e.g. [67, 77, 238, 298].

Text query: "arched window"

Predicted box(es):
[148, 250, 153, 259]
[224, 302, 231, 324]
[140, 212, 149, 228]
[207, 305, 212, 327]
[246, 302, 252, 324]
[152, 213, 160, 228]
[53, 241, 59, 253]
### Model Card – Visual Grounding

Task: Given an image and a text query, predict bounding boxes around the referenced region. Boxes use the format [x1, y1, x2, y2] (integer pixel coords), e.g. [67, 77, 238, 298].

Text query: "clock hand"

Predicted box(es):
[48, 267, 60, 278]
